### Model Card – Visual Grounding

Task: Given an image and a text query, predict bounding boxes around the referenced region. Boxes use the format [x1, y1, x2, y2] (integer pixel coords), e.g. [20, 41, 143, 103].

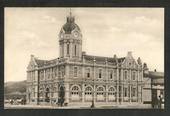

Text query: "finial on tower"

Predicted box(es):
[69, 8, 72, 16]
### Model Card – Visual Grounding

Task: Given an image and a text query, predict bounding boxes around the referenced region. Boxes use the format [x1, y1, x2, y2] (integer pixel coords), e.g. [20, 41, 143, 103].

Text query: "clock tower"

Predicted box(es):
[59, 11, 82, 60]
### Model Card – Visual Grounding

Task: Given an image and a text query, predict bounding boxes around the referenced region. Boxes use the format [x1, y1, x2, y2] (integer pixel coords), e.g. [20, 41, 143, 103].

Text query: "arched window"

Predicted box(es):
[74, 67, 78, 77]
[99, 69, 102, 78]
[109, 70, 113, 79]
[46, 69, 50, 79]
[75, 45, 77, 56]
[86, 68, 90, 78]
[71, 86, 79, 95]
[124, 87, 128, 97]
[124, 71, 128, 80]
[108, 87, 116, 95]
[40, 70, 44, 80]
[96, 86, 105, 101]
[85, 86, 93, 101]
[71, 85, 81, 101]
[85, 86, 92, 95]
[132, 71, 136, 80]
[132, 87, 136, 97]
[108, 87, 116, 101]
[67, 44, 69, 55]
[97, 87, 104, 95]
[39, 87, 44, 99]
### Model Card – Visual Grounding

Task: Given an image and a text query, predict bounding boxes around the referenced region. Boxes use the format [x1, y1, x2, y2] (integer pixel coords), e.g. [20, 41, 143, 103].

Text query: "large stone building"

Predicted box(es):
[26, 12, 149, 107]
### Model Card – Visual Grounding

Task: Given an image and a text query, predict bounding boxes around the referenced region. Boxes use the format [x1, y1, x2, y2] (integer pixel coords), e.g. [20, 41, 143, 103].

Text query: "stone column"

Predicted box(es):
[70, 40, 73, 58]
[116, 68, 119, 104]
[44, 69, 46, 81]
[129, 69, 132, 103]
[59, 42, 62, 57]
[121, 69, 123, 103]
[79, 41, 82, 60]
[137, 70, 140, 102]
[94, 84, 96, 102]
[129, 85, 131, 103]
[93, 59, 96, 102]
[141, 70, 144, 103]
[63, 40, 66, 58]
[33, 70, 38, 104]
[106, 85, 108, 103]
[82, 84, 85, 102]
[65, 65, 69, 79]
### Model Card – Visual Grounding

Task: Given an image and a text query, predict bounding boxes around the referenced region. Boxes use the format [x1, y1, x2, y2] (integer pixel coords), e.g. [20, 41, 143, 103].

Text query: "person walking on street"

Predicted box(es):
[158, 95, 162, 109]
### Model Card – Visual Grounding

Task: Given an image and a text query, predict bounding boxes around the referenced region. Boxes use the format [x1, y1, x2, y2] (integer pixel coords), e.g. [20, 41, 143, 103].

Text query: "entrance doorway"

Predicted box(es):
[58, 86, 65, 106]
[45, 88, 50, 102]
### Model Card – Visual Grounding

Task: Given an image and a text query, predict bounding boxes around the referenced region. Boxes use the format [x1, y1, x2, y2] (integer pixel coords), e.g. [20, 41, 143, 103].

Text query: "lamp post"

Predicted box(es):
[91, 78, 95, 108]
[91, 58, 96, 108]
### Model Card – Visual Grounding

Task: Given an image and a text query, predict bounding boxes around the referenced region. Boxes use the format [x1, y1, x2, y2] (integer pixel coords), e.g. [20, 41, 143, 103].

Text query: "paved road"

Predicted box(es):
[4, 104, 154, 109]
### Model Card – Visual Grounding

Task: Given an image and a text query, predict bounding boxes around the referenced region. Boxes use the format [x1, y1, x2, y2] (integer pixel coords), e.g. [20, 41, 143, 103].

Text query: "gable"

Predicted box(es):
[121, 52, 138, 69]
[27, 55, 37, 70]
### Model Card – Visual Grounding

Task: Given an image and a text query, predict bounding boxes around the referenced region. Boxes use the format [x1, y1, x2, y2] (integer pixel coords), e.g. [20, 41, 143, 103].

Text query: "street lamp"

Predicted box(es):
[91, 58, 96, 108]
[91, 78, 95, 108]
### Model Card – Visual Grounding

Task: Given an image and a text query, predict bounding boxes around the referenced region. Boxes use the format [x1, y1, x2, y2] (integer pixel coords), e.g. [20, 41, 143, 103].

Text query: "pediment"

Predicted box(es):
[122, 56, 138, 69]
[27, 55, 37, 70]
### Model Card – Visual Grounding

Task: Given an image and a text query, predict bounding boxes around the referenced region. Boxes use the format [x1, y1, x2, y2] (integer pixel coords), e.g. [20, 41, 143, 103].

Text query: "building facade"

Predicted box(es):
[26, 12, 149, 106]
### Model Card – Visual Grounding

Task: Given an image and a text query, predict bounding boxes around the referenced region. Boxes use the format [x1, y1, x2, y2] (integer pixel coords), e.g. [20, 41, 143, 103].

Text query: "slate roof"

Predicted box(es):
[149, 71, 164, 78]
[84, 54, 125, 63]
[34, 58, 58, 67]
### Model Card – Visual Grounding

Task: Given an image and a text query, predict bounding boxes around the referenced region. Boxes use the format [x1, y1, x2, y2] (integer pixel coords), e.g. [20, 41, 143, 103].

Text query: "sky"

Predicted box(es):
[5, 8, 164, 82]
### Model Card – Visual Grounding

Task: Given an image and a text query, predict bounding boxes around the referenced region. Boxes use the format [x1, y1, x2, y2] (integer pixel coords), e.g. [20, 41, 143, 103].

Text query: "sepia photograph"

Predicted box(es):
[4, 7, 164, 109]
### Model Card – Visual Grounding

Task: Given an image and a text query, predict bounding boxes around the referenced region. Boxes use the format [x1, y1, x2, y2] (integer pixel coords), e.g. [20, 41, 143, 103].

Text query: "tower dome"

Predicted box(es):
[59, 10, 82, 60]
[61, 12, 81, 34]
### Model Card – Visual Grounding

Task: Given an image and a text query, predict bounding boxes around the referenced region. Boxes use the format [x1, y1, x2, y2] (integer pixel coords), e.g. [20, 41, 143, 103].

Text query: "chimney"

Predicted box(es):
[127, 51, 132, 56]
[82, 51, 86, 56]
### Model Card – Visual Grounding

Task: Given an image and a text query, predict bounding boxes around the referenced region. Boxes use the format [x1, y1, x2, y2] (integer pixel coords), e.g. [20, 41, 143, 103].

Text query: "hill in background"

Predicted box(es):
[4, 80, 26, 99]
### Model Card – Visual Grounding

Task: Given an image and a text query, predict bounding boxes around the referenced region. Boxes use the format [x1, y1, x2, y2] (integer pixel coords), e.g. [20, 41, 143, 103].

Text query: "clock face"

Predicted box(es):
[73, 31, 79, 38]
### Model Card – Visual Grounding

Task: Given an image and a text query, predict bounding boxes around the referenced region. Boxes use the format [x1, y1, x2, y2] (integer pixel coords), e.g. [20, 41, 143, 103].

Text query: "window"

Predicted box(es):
[46, 69, 50, 79]
[71, 86, 79, 95]
[58, 68, 61, 78]
[53, 67, 57, 78]
[62, 45, 64, 57]
[86, 68, 90, 78]
[114, 69, 117, 78]
[67, 44, 69, 55]
[124, 71, 128, 80]
[40, 70, 44, 80]
[110, 72, 113, 79]
[85, 86, 92, 95]
[99, 69, 102, 78]
[109, 70, 113, 79]
[132, 88, 136, 97]
[97, 87, 104, 95]
[51, 92, 54, 97]
[74, 67, 78, 77]
[132, 72, 136, 80]
[32, 88, 35, 97]
[124, 88, 128, 97]
[61, 66, 65, 77]
[75, 45, 77, 56]
[108, 87, 115, 95]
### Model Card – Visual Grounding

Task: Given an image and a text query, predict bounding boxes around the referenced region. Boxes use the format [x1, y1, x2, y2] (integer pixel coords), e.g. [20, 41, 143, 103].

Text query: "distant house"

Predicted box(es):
[143, 70, 164, 108]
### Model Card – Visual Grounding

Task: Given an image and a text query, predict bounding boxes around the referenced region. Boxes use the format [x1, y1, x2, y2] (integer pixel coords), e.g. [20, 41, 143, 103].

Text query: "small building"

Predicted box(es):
[150, 71, 164, 108]
[143, 70, 164, 108]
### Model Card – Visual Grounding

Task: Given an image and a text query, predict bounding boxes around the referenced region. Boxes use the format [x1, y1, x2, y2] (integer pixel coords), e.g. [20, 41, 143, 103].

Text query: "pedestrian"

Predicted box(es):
[158, 95, 162, 109]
